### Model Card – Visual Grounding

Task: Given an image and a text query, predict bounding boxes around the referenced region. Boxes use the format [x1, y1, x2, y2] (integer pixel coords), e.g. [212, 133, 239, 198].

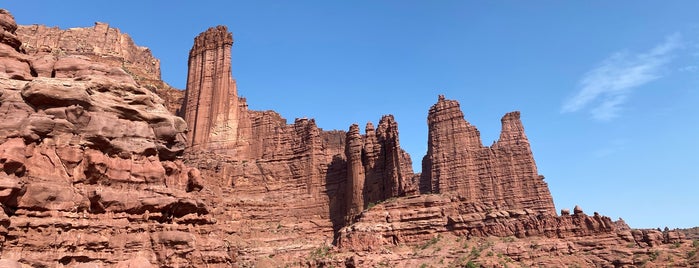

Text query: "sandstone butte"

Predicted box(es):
[0, 8, 696, 268]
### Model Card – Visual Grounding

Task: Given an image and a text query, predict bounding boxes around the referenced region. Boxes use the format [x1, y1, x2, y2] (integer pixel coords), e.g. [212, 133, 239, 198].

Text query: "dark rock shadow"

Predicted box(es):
[324, 154, 347, 244]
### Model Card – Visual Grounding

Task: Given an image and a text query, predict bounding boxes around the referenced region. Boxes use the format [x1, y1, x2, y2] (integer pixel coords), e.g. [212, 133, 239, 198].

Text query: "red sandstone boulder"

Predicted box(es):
[17, 182, 89, 212]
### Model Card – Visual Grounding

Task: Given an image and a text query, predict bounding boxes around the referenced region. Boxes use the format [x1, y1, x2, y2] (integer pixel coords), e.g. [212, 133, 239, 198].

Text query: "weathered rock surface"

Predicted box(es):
[2, 8, 696, 268]
[178, 25, 422, 265]
[15, 21, 185, 115]
[0, 9, 32, 80]
[181, 25, 239, 151]
[0, 10, 223, 266]
[345, 116, 416, 218]
[420, 95, 556, 216]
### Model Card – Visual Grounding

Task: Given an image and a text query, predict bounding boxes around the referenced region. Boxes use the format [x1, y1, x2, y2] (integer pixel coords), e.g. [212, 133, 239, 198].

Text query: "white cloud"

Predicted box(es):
[562, 34, 683, 121]
[679, 65, 698, 72]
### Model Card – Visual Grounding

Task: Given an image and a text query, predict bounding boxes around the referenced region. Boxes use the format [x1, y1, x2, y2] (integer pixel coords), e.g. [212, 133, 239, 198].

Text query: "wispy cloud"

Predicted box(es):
[592, 138, 628, 158]
[679, 65, 698, 72]
[562, 34, 683, 121]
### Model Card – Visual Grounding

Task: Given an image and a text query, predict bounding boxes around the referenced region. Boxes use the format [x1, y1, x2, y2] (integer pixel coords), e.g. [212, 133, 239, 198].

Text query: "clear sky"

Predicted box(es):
[6, 1, 698, 229]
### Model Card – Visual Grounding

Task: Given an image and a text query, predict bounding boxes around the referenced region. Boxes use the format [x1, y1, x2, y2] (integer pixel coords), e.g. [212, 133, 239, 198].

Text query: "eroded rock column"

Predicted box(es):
[182, 25, 238, 152]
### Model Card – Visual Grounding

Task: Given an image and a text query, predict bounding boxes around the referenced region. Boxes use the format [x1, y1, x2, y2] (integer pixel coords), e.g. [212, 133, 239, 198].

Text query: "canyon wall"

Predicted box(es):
[0, 10, 228, 266]
[1, 8, 694, 267]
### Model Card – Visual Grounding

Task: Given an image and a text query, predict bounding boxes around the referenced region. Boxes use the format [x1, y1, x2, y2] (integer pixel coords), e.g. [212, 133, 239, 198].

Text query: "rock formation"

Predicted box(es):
[1, 8, 696, 268]
[181, 26, 239, 151]
[420, 95, 556, 216]
[15, 22, 184, 114]
[180, 25, 415, 221]
[0, 9, 223, 266]
[345, 116, 416, 218]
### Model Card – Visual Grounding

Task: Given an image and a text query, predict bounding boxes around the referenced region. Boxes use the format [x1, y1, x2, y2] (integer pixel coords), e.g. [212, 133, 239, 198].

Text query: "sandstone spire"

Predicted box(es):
[345, 116, 416, 218]
[421, 95, 555, 215]
[345, 124, 365, 217]
[182, 25, 238, 151]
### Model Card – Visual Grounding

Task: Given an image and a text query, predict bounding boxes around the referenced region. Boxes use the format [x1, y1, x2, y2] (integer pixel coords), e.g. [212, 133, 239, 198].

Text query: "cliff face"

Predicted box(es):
[0, 10, 224, 267]
[181, 26, 239, 151]
[420, 95, 556, 216]
[2, 8, 696, 268]
[177, 25, 416, 264]
[180, 25, 415, 221]
[17, 22, 160, 82]
[345, 116, 416, 217]
[15, 22, 184, 115]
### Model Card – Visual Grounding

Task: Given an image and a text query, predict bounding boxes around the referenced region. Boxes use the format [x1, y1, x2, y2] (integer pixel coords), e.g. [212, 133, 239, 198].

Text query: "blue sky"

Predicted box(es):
[6, 2, 698, 229]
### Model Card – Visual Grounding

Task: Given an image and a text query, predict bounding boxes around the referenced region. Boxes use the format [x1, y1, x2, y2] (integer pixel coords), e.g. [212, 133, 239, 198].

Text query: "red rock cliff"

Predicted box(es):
[345, 116, 416, 217]
[17, 22, 161, 81]
[421, 95, 555, 215]
[0, 9, 219, 266]
[182, 26, 240, 151]
[15, 22, 185, 115]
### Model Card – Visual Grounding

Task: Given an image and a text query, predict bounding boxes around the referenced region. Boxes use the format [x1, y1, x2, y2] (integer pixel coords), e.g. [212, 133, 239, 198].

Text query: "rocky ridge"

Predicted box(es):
[15, 21, 184, 115]
[0, 8, 696, 268]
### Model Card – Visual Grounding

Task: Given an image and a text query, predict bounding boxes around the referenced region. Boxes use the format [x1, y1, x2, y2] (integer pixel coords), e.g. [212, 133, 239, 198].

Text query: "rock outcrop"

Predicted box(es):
[0, 10, 223, 266]
[15, 22, 184, 114]
[177, 26, 421, 264]
[0, 10, 32, 80]
[345, 116, 416, 218]
[420, 95, 556, 216]
[2, 8, 696, 268]
[181, 26, 239, 151]
[180, 26, 415, 206]
[17, 22, 160, 82]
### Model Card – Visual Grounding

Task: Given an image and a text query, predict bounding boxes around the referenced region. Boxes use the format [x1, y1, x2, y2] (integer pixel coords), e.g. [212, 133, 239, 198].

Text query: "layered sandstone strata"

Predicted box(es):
[181, 26, 239, 151]
[420, 95, 556, 215]
[17, 22, 160, 82]
[0, 10, 224, 266]
[2, 8, 696, 268]
[345, 116, 416, 217]
[15, 22, 184, 114]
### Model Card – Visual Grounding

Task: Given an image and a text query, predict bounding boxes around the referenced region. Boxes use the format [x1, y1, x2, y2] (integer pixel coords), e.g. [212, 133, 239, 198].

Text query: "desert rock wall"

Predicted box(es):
[420, 95, 556, 216]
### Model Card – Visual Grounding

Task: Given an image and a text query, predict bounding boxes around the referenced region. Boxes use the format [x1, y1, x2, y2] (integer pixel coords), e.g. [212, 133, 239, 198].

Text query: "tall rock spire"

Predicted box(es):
[344, 116, 416, 219]
[182, 25, 238, 151]
[345, 124, 365, 217]
[421, 95, 555, 215]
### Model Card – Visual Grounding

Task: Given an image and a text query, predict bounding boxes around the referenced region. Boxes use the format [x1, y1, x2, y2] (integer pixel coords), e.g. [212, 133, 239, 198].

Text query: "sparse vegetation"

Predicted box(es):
[309, 245, 331, 260]
[649, 250, 660, 261]
[465, 261, 479, 268]
[417, 234, 441, 250]
[693, 239, 699, 248]
[469, 246, 481, 258]
[366, 202, 377, 210]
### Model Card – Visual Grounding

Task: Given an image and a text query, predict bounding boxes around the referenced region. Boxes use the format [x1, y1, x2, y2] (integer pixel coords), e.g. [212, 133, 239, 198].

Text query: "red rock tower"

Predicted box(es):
[421, 95, 556, 215]
[182, 25, 239, 151]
